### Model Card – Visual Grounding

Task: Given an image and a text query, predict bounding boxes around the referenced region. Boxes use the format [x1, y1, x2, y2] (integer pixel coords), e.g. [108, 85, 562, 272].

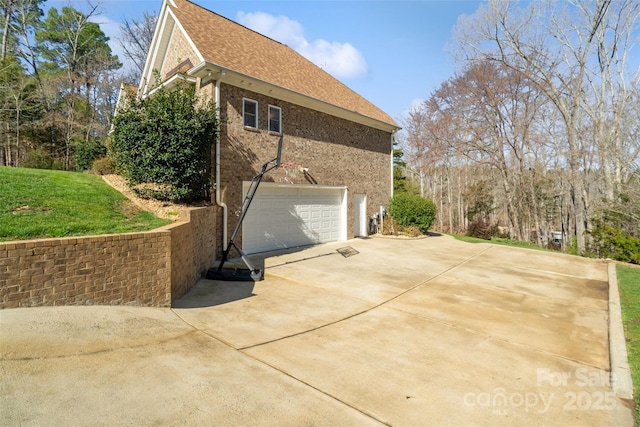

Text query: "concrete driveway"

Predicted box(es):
[1, 235, 634, 426]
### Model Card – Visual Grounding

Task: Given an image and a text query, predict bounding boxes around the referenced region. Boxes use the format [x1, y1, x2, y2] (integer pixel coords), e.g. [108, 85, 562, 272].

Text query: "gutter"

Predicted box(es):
[188, 61, 400, 133]
[215, 74, 228, 250]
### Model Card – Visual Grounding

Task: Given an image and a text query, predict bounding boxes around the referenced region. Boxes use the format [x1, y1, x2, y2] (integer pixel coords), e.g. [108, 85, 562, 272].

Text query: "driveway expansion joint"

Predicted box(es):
[239, 244, 493, 351]
[5, 237, 631, 425]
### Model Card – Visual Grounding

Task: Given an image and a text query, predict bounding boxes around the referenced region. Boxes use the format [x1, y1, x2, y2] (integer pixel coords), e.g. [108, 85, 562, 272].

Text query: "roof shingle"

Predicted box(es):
[169, 0, 398, 128]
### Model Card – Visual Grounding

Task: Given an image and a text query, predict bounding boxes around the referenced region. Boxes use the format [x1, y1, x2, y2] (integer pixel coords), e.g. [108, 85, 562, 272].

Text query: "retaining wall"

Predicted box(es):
[0, 207, 216, 308]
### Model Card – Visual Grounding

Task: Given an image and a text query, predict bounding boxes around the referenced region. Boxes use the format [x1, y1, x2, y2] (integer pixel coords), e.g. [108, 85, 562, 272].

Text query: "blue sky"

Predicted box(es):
[44, 0, 483, 124]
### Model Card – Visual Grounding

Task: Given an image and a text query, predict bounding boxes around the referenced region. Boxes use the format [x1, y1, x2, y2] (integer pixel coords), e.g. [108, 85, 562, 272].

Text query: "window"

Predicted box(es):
[268, 105, 282, 134]
[243, 98, 258, 129]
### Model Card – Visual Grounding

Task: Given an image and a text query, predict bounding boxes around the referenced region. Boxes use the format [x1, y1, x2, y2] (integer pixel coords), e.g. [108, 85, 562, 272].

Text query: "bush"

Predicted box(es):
[388, 193, 436, 234]
[74, 138, 107, 171]
[111, 81, 218, 203]
[591, 221, 640, 264]
[91, 156, 115, 175]
[22, 147, 65, 170]
[467, 218, 492, 240]
[590, 192, 640, 264]
[401, 225, 422, 237]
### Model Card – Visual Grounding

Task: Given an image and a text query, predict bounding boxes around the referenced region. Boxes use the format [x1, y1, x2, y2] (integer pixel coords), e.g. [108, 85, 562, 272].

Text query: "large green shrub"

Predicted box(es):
[591, 220, 640, 264]
[111, 82, 218, 202]
[590, 190, 640, 264]
[388, 192, 437, 234]
[74, 138, 107, 171]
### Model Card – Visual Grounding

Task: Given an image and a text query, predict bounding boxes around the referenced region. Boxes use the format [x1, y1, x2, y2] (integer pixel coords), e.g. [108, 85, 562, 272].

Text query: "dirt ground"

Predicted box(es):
[101, 174, 208, 220]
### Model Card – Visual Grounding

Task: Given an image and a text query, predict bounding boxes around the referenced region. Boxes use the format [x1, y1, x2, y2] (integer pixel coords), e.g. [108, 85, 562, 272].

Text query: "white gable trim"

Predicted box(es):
[139, 0, 204, 95]
[114, 83, 131, 115]
[144, 73, 197, 99]
[138, 0, 398, 133]
[140, 0, 174, 93]
[168, 7, 204, 67]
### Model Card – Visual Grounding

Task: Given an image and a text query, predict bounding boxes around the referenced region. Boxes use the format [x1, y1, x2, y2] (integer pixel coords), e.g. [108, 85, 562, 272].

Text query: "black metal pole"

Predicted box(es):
[214, 135, 283, 277]
[217, 169, 265, 271]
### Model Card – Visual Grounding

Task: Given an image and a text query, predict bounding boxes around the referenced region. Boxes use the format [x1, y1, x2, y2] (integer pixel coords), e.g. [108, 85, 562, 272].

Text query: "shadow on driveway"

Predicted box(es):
[173, 280, 256, 308]
[1, 235, 635, 426]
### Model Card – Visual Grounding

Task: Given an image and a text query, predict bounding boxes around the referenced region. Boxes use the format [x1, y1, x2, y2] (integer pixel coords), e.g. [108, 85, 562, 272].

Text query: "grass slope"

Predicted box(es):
[617, 265, 640, 423]
[449, 233, 554, 251]
[0, 167, 172, 241]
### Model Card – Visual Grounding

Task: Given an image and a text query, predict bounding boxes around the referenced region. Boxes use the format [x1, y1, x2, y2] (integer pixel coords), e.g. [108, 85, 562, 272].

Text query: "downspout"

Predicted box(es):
[390, 131, 395, 198]
[215, 74, 228, 250]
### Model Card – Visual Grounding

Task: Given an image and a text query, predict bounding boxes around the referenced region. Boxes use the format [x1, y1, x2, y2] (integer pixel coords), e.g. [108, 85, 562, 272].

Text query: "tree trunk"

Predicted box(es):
[1, 0, 12, 61]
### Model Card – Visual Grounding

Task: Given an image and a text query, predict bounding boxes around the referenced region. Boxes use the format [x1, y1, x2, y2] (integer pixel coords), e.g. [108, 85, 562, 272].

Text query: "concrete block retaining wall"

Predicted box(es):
[0, 207, 216, 308]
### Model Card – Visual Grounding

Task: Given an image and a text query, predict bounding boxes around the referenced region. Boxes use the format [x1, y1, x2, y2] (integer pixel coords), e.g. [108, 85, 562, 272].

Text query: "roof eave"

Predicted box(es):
[189, 61, 400, 133]
[144, 73, 198, 99]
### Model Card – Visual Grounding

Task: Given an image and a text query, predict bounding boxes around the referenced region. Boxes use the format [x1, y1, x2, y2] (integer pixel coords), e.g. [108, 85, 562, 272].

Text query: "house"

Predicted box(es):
[138, 0, 399, 255]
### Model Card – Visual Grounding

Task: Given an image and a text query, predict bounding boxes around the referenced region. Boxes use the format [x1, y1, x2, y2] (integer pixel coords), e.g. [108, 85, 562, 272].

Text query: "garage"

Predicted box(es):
[242, 183, 347, 254]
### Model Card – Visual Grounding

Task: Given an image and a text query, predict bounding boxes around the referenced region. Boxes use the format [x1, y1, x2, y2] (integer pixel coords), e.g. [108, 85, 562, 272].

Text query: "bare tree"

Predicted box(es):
[0, 0, 12, 60]
[119, 10, 156, 83]
[421, 62, 550, 239]
[582, 0, 640, 201]
[3, 0, 47, 104]
[453, 0, 640, 254]
[399, 104, 432, 198]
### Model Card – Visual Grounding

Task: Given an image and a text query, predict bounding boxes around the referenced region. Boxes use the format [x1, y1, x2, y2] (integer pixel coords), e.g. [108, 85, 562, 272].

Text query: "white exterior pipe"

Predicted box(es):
[215, 75, 228, 250]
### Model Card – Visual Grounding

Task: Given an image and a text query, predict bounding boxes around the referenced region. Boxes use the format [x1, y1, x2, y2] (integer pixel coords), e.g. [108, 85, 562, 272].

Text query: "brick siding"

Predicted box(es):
[214, 83, 392, 251]
[160, 26, 198, 79]
[151, 30, 393, 256]
[0, 207, 216, 309]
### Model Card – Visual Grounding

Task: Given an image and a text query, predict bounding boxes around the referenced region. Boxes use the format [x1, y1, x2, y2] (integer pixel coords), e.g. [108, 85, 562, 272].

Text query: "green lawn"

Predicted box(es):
[449, 233, 554, 252]
[617, 264, 640, 423]
[0, 167, 172, 241]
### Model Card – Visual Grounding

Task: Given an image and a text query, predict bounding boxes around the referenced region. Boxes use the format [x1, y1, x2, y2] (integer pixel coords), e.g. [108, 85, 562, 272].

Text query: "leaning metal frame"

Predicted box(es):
[215, 135, 283, 280]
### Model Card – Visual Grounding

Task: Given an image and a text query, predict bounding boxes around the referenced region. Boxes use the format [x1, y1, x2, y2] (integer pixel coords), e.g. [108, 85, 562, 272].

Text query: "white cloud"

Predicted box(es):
[237, 11, 368, 80]
[298, 39, 367, 80]
[237, 11, 306, 49]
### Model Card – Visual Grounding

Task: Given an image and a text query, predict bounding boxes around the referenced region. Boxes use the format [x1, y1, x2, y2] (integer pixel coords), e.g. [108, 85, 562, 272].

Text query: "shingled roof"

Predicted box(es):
[163, 0, 398, 130]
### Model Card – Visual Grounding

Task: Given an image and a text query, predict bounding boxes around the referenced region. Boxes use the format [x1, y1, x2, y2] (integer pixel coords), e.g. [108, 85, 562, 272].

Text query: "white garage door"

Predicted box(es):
[242, 183, 346, 254]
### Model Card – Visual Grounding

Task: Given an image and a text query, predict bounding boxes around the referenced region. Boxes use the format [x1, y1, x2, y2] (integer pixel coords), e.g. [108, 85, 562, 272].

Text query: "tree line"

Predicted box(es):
[3, 0, 638, 261]
[0, 0, 156, 171]
[398, 0, 639, 261]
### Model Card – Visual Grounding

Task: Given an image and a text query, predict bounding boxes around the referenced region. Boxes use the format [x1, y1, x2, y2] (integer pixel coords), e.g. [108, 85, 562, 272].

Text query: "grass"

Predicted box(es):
[449, 233, 554, 252]
[0, 167, 172, 241]
[617, 264, 640, 422]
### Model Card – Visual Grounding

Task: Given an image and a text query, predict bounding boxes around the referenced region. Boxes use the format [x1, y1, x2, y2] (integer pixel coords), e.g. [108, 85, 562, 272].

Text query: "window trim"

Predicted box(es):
[243, 98, 258, 129]
[268, 104, 282, 134]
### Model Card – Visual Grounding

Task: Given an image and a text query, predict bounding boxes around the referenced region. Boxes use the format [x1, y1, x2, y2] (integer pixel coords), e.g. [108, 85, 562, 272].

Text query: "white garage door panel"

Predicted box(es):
[243, 184, 345, 254]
